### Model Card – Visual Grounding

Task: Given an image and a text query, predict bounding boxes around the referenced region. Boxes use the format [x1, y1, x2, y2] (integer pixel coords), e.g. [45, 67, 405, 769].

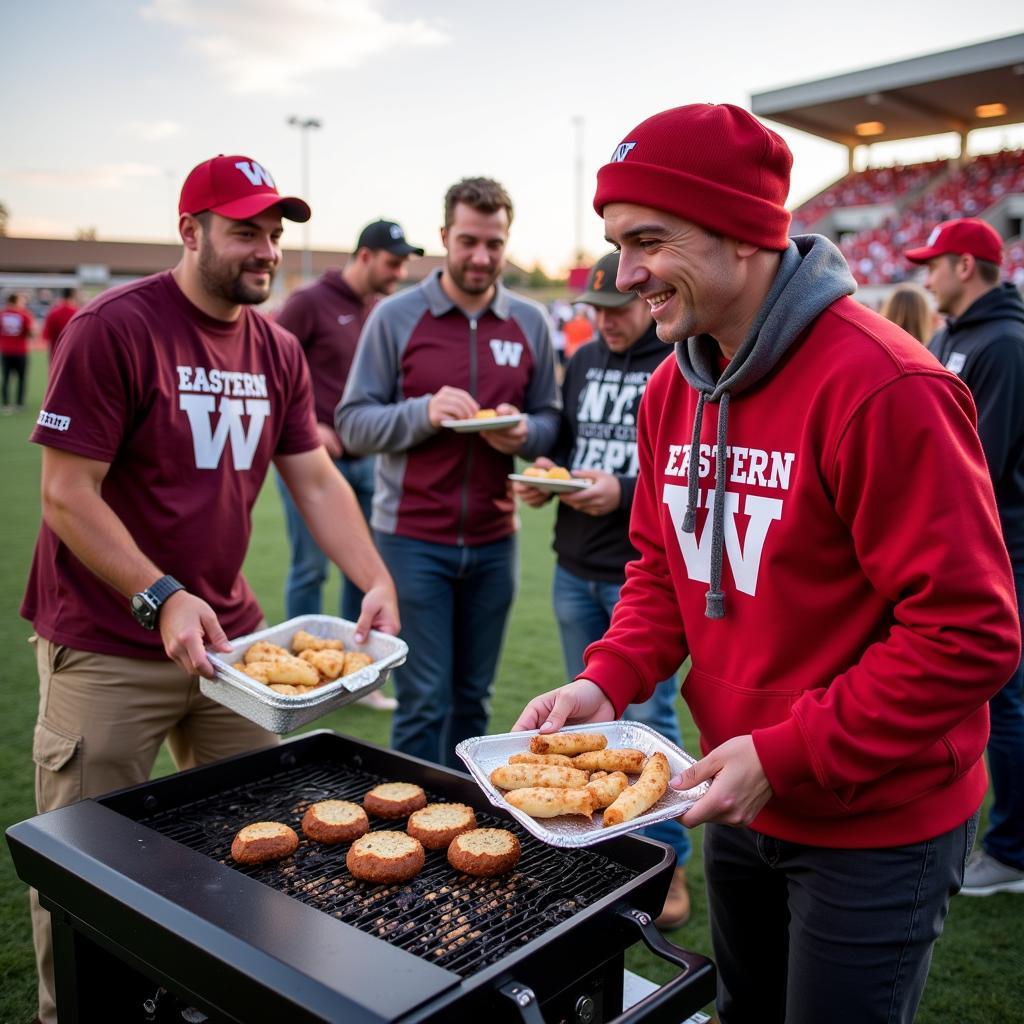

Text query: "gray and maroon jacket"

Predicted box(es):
[336, 269, 560, 546]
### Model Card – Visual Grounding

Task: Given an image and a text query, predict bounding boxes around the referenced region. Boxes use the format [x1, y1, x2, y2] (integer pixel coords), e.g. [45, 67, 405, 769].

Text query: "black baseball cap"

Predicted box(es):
[356, 219, 424, 256]
[577, 250, 634, 308]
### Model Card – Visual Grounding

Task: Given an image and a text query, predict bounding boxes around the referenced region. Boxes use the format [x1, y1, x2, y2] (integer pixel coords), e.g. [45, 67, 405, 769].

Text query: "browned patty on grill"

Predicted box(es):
[347, 831, 425, 884]
[230, 822, 299, 865]
[447, 828, 521, 877]
[301, 800, 369, 844]
[364, 782, 427, 819]
[406, 803, 478, 850]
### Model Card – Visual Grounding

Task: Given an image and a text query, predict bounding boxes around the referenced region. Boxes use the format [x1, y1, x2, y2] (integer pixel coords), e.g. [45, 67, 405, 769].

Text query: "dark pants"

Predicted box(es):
[376, 531, 517, 769]
[704, 814, 977, 1024]
[1, 353, 27, 407]
[983, 565, 1024, 870]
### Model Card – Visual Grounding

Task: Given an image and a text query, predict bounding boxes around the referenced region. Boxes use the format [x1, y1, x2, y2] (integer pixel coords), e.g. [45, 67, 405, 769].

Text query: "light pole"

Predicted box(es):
[287, 115, 322, 281]
[572, 115, 585, 265]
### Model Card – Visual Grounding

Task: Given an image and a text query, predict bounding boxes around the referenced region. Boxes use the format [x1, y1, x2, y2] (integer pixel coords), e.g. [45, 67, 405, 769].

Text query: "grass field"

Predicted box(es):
[1, 350, 1021, 1022]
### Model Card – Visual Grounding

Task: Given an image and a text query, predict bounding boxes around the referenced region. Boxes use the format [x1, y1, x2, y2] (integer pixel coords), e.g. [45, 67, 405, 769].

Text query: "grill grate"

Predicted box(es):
[138, 758, 637, 977]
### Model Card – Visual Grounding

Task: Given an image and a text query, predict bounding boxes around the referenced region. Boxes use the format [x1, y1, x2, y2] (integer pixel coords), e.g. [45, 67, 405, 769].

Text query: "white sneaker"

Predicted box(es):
[960, 849, 1024, 896]
[356, 689, 398, 711]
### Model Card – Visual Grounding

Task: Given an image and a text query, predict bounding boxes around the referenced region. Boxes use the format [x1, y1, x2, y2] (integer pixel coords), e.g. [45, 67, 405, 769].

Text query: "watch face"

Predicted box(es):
[131, 592, 158, 630]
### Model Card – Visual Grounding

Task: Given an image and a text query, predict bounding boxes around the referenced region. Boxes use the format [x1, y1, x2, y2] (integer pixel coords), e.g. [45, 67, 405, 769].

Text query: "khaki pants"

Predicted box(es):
[29, 635, 278, 1024]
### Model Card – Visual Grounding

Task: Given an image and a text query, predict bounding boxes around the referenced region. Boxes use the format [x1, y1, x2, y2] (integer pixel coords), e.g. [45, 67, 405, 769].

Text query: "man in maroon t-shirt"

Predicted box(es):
[275, 220, 422, 706]
[21, 154, 400, 1024]
[41, 286, 79, 359]
[1, 291, 35, 412]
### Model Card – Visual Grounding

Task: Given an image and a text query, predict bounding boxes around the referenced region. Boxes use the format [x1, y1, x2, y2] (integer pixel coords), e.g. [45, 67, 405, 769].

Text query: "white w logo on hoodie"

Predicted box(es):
[489, 339, 523, 367]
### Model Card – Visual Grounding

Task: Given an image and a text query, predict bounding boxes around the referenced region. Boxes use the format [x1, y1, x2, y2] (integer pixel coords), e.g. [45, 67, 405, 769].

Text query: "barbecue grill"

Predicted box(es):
[7, 730, 715, 1023]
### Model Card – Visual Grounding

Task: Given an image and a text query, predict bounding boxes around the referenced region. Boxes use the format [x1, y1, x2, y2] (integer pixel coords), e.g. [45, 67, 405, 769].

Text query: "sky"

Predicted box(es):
[3, 0, 1024, 274]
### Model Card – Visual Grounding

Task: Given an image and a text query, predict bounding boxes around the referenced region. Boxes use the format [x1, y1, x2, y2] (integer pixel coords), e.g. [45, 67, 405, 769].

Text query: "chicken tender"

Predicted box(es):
[530, 732, 608, 756]
[342, 651, 374, 676]
[572, 748, 648, 774]
[298, 648, 347, 681]
[489, 764, 589, 790]
[243, 641, 291, 664]
[603, 752, 670, 827]
[504, 787, 595, 818]
[585, 771, 629, 809]
[268, 683, 317, 696]
[239, 657, 320, 688]
[507, 751, 574, 768]
[292, 629, 344, 653]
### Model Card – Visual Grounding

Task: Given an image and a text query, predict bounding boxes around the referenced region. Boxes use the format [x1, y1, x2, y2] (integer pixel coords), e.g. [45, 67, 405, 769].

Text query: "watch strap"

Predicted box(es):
[146, 575, 185, 608]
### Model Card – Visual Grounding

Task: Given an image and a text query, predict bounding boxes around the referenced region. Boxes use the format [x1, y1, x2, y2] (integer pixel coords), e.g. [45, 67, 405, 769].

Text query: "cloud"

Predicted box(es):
[7, 164, 162, 189]
[141, 0, 449, 95]
[127, 119, 182, 142]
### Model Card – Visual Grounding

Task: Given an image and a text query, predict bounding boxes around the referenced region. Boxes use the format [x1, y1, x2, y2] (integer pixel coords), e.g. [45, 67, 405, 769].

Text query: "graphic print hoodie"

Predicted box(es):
[582, 235, 1020, 848]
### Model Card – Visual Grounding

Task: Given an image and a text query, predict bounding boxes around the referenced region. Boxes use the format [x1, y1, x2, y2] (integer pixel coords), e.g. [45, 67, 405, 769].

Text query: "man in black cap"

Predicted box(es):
[276, 219, 422, 710]
[513, 250, 692, 928]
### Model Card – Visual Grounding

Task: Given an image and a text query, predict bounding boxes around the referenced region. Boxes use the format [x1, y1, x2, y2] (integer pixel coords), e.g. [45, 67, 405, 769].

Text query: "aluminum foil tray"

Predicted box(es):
[202, 615, 408, 734]
[456, 721, 709, 848]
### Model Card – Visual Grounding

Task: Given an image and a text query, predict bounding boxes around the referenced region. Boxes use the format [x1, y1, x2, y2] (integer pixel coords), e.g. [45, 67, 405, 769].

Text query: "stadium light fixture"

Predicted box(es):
[287, 115, 323, 282]
[854, 121, 885, 137]
[975, 103, 1008, 118]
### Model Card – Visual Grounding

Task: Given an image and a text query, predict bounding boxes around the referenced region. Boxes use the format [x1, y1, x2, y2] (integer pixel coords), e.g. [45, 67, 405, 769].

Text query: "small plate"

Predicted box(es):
[508, 472, 592, 493]
[441, 413, 525, 433]
[456, 721, 708, 848]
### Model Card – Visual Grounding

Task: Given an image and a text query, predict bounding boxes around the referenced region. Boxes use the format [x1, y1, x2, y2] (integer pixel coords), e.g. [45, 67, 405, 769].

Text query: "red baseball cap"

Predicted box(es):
[904, 218, 1003, 265]
[179, 155, 311, 223]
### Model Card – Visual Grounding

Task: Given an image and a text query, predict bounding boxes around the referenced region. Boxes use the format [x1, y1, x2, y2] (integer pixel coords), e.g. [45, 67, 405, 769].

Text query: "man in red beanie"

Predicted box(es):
[21, 155, 400, 1024]
[515, 104, 1020, 1022]
[906, 218, 1024, 900]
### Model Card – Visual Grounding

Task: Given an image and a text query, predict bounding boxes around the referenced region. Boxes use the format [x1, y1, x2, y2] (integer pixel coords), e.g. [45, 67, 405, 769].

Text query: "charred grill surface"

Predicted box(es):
[137, 758, 635, 977]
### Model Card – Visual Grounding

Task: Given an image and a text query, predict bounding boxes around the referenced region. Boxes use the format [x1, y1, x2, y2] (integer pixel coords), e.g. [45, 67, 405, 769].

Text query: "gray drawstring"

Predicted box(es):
[682, 391, 707, 533]
[705, 392, 730, 619]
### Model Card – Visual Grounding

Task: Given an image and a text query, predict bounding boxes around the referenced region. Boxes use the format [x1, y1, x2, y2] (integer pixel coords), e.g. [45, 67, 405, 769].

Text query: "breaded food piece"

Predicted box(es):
[474, 408, 497, 418]
[298, 648, 347, 681]
[585, 771, 629, 809]
[347, 831, 425, 884]
[603, 751, 670, 827]
[343, 651, 374, 676]
[529, 732, 608, 756]
[545, 466, 572, 480]
[406, 803, 478, 850]
[504, 787, 595, 818]
[364, 782, 427, 819]
[572, 748, 648, 774]
[508, 751, 574, 767]
[267, 682, 317, 696]
[292, 629, 344, 653]
[301, 800, 369, 844]
[243, 641, 291, 664]
[447, 828, 521, 876]
[230, 822, 299, 864]
[522, 465, 547, 477]
[489, 764, 589, 790]
[240, 658, 320, 688]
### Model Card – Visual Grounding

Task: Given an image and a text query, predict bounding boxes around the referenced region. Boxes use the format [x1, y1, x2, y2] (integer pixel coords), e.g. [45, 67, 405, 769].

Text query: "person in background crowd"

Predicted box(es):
[275, 219, 423, 711]
[906, 217, 1024, 898]
[513, 249, 692, 929]
[562, 303, 594, 361]
[515, 104, 1019, 1023]
[21, 154, 400, 1024]
[41, 287, 80, 360]
[1, 291, 35, 413]
[338, 176, 560, 768]
[879, 281, 934, 344]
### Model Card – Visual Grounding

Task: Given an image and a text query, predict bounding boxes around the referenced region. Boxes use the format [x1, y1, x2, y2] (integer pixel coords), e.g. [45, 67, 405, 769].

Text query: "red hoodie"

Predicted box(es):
[584, 295, 1020, 848]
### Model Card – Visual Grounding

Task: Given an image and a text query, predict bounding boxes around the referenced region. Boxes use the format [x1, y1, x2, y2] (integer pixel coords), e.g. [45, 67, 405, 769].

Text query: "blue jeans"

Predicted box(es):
[376, 532, 517, 769]
[984, 567, 1024, 870]
[704, 814, 978, 1024]
[277, 456, 375, 621]
[552, 564, 691, 865]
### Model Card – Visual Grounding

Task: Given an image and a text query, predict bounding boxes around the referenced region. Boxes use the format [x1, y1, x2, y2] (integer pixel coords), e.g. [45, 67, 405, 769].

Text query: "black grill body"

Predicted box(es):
[7, 730, 714, 1023]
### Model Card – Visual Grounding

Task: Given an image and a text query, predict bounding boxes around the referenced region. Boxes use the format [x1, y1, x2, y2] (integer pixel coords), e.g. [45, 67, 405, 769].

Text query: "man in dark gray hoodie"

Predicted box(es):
[907, 218, 1024, 897]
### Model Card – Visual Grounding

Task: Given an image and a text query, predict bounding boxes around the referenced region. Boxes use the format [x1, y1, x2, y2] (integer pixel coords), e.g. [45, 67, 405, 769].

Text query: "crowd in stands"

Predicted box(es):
[790, 149, 1024, 287]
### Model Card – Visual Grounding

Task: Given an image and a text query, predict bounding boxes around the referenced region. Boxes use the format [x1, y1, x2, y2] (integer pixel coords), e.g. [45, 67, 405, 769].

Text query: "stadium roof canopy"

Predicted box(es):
[751, 33, 1024, 148]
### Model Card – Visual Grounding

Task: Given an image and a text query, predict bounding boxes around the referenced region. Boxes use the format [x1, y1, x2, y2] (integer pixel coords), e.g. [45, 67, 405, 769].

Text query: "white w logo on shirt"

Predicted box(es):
[234, 160, 275, 188]
[662, 482, 782, 597]
[179, 395, 270, 470]
[489, 338, 523, 367]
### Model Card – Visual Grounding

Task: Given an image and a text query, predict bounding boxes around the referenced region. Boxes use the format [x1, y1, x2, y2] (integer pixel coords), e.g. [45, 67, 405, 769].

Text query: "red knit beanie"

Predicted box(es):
[594, 104, 793, 251]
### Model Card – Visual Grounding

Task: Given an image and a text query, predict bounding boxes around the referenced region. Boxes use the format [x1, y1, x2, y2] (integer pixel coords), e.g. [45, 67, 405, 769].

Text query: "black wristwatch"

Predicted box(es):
[130, 575, 185, 630]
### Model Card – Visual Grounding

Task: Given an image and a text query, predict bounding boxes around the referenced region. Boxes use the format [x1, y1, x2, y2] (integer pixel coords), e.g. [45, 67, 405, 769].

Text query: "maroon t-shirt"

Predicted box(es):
[274, 271, 373, 425]
[22, 271, 320, 659]
[0, 306, 34, 356]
